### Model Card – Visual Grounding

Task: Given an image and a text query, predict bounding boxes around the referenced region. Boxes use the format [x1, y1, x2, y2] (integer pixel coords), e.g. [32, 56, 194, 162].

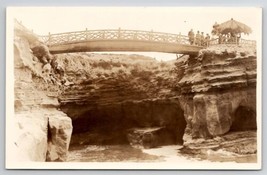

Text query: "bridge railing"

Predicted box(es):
[39, 29, 191, 46]
[209, 38, 256, 47]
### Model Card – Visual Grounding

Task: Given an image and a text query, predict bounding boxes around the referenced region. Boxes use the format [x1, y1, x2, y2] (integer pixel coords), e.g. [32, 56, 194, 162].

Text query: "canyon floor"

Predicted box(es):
[67, 130, 257, 163]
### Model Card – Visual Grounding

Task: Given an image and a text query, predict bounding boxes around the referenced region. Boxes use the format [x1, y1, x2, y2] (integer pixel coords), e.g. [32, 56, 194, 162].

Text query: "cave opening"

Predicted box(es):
[62, 100, 187, 149]
[230, 106, 257, 131]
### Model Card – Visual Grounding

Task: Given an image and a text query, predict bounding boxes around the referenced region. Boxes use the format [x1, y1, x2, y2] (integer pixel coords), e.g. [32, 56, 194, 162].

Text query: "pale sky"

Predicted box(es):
[9, 7, 262, 61]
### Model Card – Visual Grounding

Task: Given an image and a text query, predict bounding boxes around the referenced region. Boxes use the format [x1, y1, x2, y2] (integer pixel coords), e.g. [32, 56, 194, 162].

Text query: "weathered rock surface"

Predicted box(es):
[180, 131, 257, 163]
[46, 113, 73, 161]
[12, 20, 73, 162]
[179, 45, 256, 93]
[56, 53, 180, 105]
[12, 113, 48, 162]
[127, 127, 177, 149]
[54, 53, 187, 146]
[178, 45, 257, 141]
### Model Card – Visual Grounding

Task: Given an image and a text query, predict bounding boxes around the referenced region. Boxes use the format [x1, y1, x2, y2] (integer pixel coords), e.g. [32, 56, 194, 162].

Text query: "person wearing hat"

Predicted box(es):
[200, 32, 205, 46]
[188, 29, 195, 45]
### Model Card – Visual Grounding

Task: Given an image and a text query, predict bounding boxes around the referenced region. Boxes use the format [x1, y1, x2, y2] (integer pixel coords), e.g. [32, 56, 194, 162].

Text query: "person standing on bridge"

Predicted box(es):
[236, 33, 241, 44]
[188, 29, 195, 45]
[195, 31, 201, 46]
[205, 33, 211, 47]
[200, 32, 205, 46]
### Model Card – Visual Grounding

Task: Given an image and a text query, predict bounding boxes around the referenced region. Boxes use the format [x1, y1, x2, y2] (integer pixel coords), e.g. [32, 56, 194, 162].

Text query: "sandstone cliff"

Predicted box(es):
[178, 44, 257, 143]
[13, 20, 72, 162]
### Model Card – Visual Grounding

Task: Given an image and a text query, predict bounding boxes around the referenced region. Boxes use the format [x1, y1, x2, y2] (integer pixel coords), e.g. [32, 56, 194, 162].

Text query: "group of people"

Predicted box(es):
[188, 29, 211, 47]
[218, 33, 241, 44]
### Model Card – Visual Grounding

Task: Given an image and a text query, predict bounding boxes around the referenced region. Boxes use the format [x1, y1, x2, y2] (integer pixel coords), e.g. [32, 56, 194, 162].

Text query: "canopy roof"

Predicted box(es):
[217, 18, 252, 35]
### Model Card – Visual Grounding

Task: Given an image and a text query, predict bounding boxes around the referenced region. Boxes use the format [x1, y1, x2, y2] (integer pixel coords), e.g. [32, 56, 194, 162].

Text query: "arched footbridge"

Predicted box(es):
[40, 28, 256, 55]
[40, 29, 203, 55]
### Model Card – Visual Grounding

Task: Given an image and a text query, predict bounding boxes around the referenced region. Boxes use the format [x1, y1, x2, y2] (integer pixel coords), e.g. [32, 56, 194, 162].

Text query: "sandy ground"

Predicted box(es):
[142, 145, 211, 163]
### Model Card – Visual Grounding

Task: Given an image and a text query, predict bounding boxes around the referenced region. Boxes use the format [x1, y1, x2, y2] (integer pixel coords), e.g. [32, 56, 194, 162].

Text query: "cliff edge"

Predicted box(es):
[12, 20, 73, 162]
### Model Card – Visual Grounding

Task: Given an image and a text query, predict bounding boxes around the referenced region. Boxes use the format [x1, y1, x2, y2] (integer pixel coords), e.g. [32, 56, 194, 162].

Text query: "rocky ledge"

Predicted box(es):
[178, 44, 257, 158]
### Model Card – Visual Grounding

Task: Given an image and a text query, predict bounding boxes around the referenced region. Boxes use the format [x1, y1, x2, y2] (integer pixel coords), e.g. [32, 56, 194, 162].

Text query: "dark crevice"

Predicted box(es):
[230, 106, 257, 131]
[47, 119, 52, 143]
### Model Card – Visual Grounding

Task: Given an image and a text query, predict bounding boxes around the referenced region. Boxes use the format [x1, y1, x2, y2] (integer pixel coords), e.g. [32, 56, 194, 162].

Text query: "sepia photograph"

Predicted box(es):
[6, 7, 262, 169]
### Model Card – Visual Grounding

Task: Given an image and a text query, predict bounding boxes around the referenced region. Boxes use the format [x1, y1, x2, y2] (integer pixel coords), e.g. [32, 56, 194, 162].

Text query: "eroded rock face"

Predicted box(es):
[180, 89, 256, 140]
[46, 113, 73, 161]
[180, 131, 257, 163]
[13, 20, 73, 162]
[178, 45, 257, 142]
[56, 53, 180, 105]
[55, 53, 187, 147]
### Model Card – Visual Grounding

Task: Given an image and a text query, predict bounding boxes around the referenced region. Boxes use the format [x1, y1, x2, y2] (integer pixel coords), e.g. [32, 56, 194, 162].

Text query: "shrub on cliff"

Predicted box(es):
[31, 44, 53, 64]
[53, 53, 181, 97]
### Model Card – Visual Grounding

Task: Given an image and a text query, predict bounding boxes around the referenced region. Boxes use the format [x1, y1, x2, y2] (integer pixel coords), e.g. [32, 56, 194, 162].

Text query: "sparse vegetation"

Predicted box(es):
[55, 53, 181, 98]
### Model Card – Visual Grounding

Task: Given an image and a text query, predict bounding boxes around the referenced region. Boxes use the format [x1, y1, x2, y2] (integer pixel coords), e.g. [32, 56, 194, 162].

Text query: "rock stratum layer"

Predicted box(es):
[178, 45, 257, 142]
[13, 21, 73, 162]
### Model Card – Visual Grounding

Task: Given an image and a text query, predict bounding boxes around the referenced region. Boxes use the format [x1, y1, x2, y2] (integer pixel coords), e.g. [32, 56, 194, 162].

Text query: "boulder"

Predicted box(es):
[46, 114, 73, 161]
[127, 127, 177, 149]
[12, 114, 48, 162]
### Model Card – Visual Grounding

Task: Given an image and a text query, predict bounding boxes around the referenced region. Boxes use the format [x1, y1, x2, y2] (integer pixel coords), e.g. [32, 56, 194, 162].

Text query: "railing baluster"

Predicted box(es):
[102, 31, 105, 39]
[134, 31, 137, 40]
[149, 30, 153, 41]
[48, 32, 51, 46]
[118, 28, 121, 39]
[85, 28, 88, 40]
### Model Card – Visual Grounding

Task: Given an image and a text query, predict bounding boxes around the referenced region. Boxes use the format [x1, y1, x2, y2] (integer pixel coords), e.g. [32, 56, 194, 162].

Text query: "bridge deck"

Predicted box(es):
[40, 29, 201, 55]
[48, 40, 203, 54]
[39, 29, 256, 55]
